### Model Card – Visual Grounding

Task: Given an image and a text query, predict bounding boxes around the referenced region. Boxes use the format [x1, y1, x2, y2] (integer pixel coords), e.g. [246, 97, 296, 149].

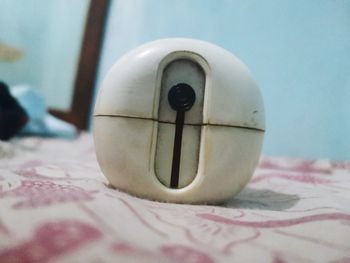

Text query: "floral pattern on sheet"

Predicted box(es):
[0, 134, 349, 263]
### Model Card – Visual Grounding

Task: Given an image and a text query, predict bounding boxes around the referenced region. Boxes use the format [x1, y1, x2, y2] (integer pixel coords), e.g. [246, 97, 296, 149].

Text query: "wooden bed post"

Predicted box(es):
[50, 0, 110, 130]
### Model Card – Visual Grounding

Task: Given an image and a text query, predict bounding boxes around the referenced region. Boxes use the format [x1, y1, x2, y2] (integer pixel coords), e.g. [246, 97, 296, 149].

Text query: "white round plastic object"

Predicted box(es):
[93, 38, 265, 204]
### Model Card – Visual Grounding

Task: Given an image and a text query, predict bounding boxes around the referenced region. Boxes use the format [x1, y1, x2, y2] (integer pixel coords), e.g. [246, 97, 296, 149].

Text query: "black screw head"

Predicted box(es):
[168, 83, 196, 112]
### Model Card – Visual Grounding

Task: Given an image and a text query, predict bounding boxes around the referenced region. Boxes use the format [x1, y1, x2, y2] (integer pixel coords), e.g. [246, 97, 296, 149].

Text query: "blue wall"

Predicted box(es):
[0, 0, 89, 110]
[96, 0, 350, 160]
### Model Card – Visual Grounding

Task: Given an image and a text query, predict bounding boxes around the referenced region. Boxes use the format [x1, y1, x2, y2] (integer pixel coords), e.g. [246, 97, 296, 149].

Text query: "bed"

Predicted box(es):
[0, 134, 349, 262]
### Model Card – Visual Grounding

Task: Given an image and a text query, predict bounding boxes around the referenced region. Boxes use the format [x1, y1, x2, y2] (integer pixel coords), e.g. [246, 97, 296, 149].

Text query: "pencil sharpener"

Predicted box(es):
[93, 38, 265, 204]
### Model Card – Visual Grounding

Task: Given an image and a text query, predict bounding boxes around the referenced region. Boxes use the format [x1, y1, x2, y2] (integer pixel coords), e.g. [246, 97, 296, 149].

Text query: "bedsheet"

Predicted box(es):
[0, 133, 349, 263]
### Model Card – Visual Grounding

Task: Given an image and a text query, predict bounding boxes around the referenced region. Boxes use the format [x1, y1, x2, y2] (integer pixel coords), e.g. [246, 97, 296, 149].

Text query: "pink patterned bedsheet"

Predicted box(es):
[0, 133, 349, 263]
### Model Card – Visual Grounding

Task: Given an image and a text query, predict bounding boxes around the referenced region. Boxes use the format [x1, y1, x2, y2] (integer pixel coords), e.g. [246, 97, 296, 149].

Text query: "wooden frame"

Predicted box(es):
[49, 0, 110, 130]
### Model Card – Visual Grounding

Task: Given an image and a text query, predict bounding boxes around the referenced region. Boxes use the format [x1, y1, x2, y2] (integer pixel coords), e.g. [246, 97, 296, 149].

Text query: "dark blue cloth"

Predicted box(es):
[0, 81, 28, 140]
